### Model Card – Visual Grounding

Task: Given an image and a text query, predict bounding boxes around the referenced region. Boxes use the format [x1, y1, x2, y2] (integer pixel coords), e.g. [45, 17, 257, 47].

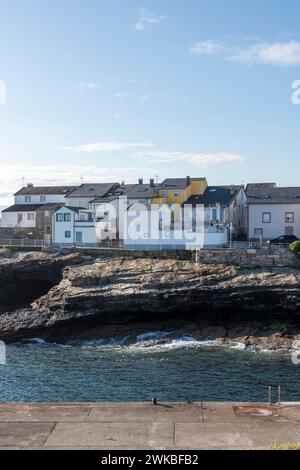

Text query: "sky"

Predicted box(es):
[1, 0, 300, 206]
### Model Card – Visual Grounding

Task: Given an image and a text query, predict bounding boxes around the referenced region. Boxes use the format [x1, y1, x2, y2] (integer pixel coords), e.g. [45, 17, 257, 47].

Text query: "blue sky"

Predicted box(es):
[1, 0, 300, 205]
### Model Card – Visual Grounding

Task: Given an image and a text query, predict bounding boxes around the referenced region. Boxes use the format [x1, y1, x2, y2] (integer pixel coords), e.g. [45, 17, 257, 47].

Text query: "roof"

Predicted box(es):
[246, 182, 276, 193]
[36, 203, 65, 211]
[91, 184, 136, 203]
[14, 186, 76, 196]
[247, 187, 300, 205]
[66, 183, 117, 198]
[57, 206, 87, 213]
[184, 186, 241, 207]
[125, 184, 158, 199]
[160, 178, 206, 190]
[2, 204, 42, 213]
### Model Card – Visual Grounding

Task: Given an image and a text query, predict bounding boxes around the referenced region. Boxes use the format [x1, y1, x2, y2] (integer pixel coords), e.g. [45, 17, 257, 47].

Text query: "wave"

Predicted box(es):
[17, 333, 289, 355]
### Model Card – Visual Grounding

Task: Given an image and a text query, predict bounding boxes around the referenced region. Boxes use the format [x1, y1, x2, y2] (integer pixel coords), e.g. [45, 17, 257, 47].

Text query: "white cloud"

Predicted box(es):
[78, 82, 101, 90]
[135, 8, 165, 31]
[136, 151, 246, 167]
[115, 91, 135, 99]
[189, 40, 223, 56]
[228, 41, 300, 66]
[189, 38, 300, 66]
[64, 142, 154, 153]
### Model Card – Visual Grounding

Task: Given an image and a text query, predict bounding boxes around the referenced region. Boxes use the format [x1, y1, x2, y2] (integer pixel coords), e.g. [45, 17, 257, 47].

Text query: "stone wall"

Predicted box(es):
[198, 248, 300, 268]
[53, 246, 300, 268]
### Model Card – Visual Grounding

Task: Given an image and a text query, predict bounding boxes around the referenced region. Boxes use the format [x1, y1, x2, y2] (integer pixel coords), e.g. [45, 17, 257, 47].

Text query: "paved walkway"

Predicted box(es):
[0, 402, 299, 450]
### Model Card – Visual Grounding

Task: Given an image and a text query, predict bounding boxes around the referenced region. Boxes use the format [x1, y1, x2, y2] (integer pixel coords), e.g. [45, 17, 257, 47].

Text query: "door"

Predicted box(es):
[285, 227, 294, 236]
[75, 231, 83, 244]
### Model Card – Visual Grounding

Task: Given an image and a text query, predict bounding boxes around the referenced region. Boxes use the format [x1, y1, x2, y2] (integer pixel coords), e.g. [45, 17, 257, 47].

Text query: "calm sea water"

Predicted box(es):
[0, 333, 299, 402]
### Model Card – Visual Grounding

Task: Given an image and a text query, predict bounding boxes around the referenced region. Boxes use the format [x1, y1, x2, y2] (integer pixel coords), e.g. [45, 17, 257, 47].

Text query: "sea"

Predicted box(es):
[0, 332, 299, 402]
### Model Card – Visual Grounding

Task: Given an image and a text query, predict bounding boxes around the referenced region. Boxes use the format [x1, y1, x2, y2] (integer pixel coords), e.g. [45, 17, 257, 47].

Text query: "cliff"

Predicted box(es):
[0, 248, 300, 349]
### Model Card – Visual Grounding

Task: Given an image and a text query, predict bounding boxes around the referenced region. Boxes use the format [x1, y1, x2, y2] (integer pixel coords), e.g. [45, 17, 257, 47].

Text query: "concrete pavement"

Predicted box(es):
[0, 402, 299, 450]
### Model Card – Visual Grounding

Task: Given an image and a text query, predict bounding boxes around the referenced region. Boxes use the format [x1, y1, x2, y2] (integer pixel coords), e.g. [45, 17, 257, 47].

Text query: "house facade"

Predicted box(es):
[247, 187, 300, 240]
[184, 185, 247, 243]
[65, 183, 118, 209]
[1, 185, 75, 230]
[52, 206, 96, 245]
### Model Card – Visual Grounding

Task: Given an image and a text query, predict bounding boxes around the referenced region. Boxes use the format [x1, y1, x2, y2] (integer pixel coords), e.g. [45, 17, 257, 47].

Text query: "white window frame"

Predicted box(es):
[262, 212, 271, 223]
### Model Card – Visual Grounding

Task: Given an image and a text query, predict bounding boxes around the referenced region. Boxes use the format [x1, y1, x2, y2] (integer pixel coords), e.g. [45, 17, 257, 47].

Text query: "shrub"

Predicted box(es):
[289, 241, 300, 253]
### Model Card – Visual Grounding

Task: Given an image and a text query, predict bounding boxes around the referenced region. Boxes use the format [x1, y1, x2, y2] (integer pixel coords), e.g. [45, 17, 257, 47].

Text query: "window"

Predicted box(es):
[285, 212, 294, 223]
[262, 212, 271, 223]
[25, 196, 31, 203]
[161, 191, 168, 198]
[212, 208, 218, 222]
[40, 195, 46, 203]
[220, 208, 225, 223]
[56, 213, 64, 222]
[254, 228, 263, 237]
[65, 231, 71, 238]
[64, 213, 71, 222]
[27, 213, 34, 220]
[44, 210, 50, 217]
[174, 192, 180, 197]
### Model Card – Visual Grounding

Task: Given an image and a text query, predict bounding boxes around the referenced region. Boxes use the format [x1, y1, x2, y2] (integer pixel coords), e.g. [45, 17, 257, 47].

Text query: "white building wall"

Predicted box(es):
[1, 211, 36, 228]
[74, 224, 97, 243]
[15, 194, 66, 204]
[229, 188, 247, 237]
[64, 197, 92, 209]
[248, 204, 300, 240]
[52, 208, 75, 243]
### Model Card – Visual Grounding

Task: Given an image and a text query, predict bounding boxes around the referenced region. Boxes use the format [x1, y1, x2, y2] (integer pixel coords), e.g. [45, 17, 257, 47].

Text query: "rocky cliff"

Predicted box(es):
[0, 248, 300, 349]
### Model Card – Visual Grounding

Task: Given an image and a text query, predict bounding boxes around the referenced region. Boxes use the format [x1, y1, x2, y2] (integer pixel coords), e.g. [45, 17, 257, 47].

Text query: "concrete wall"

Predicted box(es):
[248, 203, 300, 240]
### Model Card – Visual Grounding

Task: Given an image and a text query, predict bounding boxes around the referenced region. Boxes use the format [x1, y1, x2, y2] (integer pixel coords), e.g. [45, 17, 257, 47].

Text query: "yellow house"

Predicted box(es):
[157, 177, 207, 204]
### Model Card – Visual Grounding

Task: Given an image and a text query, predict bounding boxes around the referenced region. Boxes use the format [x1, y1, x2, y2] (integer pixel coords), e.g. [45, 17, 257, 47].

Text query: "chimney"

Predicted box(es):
[150, 178, 155, 187]
[27, 183, 34, 187]
[186, 176, 191, 186]
[138, 178, 143, 185]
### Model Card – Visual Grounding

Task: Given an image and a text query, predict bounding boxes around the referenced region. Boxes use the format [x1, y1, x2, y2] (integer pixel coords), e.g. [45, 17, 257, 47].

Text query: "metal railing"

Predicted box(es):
[0, 238, 45, 248]
[0, 238, 291, 252]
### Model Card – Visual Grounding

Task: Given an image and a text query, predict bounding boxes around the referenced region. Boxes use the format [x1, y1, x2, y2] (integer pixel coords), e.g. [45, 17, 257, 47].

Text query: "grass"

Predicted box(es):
[268, 443, 300, 450]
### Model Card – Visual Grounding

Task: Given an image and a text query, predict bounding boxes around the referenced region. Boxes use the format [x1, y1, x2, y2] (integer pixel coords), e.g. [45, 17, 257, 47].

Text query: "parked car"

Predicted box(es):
[269, 235, 299, 245]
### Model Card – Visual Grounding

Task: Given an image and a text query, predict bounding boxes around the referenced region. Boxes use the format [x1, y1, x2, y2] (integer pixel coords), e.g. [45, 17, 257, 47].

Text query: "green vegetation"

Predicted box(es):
[270, 321, 287, 332]
[268, 442, 300, 450]
[289, 241, 300, 253]
[4, 246, 20, 252]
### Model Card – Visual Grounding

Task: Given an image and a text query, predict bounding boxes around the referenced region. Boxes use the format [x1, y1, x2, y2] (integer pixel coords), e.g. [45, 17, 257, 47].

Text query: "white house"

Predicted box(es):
[247, 186, 300, 240]
[183, 185, 247, 244]
[65, 183, 117, 209]
[52, 206, 96, 245]
[1, 184, 76, 229]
